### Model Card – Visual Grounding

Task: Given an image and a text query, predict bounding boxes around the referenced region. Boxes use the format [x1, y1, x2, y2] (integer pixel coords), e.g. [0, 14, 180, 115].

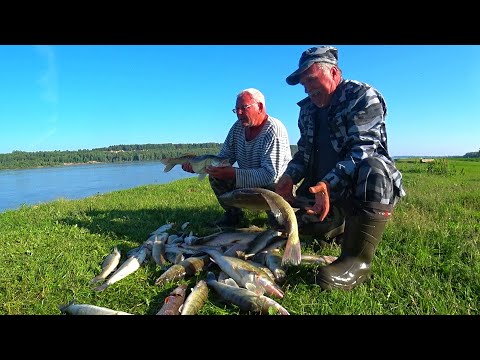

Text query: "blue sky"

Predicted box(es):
[1, 45, 479, 157]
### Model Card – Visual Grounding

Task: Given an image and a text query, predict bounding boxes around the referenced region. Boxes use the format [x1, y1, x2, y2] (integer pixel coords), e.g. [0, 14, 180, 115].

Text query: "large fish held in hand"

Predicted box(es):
[219, 187, 301, 266]
[160, 154, 231, 180]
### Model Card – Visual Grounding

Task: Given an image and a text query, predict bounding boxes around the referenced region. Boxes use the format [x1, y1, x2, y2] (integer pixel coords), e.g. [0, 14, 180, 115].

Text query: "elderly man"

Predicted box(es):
[276, 46, 406, 291]
[183, 88, 292, 227]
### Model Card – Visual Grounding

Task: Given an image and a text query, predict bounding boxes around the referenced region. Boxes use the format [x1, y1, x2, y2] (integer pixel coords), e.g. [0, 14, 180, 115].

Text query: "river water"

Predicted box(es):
[0, 161, 196, 213]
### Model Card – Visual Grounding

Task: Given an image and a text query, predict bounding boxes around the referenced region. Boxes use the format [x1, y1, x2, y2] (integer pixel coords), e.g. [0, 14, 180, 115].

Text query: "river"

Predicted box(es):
[0, 161, 196, 213]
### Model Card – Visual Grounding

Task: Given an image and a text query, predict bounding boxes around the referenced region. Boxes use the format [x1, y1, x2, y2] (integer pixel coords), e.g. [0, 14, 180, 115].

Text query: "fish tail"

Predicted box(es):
[281, 236, 302, 266]
[89, 276, 103, 284]
[94, 282, 109, 292]
[163, 164, 175, 172]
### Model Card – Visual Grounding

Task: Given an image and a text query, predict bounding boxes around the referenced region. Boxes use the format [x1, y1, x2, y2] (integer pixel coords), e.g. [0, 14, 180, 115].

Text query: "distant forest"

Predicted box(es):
[0, 143, 300, 170]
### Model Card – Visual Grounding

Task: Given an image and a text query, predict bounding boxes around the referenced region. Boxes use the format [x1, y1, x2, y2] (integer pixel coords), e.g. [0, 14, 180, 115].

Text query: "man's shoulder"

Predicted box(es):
[340, 79, 382, 98]
[266, 116, 288, 133]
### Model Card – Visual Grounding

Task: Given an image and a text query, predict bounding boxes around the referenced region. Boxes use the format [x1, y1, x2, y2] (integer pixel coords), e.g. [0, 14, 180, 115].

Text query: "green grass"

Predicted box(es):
[0, 158, 478, 315]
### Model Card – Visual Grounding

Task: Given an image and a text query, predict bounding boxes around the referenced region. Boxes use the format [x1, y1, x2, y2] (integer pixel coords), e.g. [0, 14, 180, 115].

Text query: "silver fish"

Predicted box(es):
[58, 300, 132, 315]
[198, 247, 284, 298]
[206, 272, 289, 315]
[219, 188, 301, 266]
[152, 233, 168, 266]
[150, 222, 174, 236]
[265, 250, 287, 285]
[243, 229, 283, 259]
[160, 154, 231, 180]
[94, 247, 148, 292]
[90, 247, 121, 284]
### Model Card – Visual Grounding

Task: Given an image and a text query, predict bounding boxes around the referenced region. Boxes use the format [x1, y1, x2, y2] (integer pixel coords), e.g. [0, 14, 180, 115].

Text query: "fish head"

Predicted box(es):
[215, 157, 231, 167]
[254, 274, 284, 299]
[190, 155, 229, 173]
[218, 188, 269, 211]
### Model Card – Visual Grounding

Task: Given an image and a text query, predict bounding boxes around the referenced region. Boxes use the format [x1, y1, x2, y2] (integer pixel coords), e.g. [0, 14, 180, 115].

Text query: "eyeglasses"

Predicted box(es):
[232, 103, 257, 114]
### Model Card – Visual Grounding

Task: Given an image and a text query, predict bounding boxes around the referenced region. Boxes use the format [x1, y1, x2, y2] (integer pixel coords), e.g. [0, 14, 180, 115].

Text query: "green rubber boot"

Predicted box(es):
[314, 201, 393, 291]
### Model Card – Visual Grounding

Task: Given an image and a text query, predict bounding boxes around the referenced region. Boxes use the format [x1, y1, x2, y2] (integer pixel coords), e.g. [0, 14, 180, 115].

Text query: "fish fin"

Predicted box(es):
[163, 164, 175, 172]
[281, 236, 302, 266]
[174, 253, 184, 264]
[178, 304, 183, 312]
[245, 282, 263, 295]
[94, 283, 109, 292]
[197, 173, 207, 181]
[58, 299, 75, 314]
[224, 278, 238, 287]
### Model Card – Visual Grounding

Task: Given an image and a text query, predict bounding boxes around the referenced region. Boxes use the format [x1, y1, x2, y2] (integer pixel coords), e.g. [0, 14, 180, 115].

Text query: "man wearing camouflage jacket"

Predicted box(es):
[276, 45, 406, 291]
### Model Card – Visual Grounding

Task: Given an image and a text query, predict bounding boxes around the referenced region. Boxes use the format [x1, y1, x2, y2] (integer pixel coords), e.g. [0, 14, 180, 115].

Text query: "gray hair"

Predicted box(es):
[237, 88, 265, 106]
[314, 62, 343, 77]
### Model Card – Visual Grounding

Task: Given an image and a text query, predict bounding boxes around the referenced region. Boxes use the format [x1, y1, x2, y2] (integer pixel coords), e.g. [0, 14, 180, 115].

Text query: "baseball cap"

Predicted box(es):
[286, 46, 338, 85]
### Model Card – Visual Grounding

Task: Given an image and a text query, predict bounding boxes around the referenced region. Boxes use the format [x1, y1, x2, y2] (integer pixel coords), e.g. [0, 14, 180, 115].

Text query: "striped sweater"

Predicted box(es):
[218, 116, 292, 189]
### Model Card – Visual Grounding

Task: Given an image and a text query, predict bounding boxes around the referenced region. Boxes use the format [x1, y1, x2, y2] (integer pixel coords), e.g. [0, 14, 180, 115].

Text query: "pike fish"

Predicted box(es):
[90, 247, 121, 284]
[160, 154, 231, 180]
[94, 247, 148, 292]
[206, 272, 289, 315]
[154, 255, 210, 287]
[181, 280, 209, 315]
[156, 284, 188, 315]
[58, 300, 132, 315]
[197, 247, 284, 298]
[152, 233, 168, 266]
[219, 188, 301, 266]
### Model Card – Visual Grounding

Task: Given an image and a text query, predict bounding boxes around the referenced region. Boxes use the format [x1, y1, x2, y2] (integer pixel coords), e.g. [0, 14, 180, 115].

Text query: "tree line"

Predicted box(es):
[0, 143, 299, 170]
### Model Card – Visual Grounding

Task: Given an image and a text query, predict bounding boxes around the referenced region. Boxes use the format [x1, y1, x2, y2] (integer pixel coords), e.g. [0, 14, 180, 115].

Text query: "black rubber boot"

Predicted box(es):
[314, 201, 393, 291]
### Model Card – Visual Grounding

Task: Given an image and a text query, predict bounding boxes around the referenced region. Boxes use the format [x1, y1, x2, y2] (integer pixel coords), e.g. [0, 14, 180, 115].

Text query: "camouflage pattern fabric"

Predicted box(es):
[285, 79, 406, 205]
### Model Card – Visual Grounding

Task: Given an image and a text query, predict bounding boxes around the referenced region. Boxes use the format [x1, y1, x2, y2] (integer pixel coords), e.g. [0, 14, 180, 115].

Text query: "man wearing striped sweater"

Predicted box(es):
[183, 88, 292, 227]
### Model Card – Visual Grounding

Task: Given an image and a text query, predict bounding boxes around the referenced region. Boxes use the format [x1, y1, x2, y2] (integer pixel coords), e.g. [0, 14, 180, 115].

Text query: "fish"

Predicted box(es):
[160, 154, 231, 180]
[181, 280, 209, 315]
[150, 222, 174, 236]
[90, 247, 121, 284]
[154, 255, 210, 287]
[206, 272, 289, 315]
[156, 284, 188, 315]
[197, 247, 284, 298]
[58, 300, 132, 315]
[94, 247, 148, 292]
[152, 233, 168, 266]
[300, 254, 338, 265]
[264, 250, 287, 285]
[218, 187, 301, 266]
[243, 229, 283, 259]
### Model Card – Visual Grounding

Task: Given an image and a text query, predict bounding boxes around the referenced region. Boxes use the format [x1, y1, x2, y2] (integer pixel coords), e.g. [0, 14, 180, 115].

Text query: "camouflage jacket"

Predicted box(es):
[285, 79, 406, 199]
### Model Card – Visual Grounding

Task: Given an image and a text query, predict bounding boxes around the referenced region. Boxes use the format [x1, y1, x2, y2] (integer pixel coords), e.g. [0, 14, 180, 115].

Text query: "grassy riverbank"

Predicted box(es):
[0, 159, 478, 315]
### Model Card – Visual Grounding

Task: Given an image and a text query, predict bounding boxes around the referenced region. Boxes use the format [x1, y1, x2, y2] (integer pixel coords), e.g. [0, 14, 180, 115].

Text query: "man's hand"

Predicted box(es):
[275, 174, 295, 204]
[205, 166, 235, 180]
[305, 181, 330, 222]
[181, 162, 194, 173]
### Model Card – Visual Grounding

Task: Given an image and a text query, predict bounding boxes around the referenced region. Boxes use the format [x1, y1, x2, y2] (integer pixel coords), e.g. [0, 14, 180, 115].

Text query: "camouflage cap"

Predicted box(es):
[286, 46, 338, 85]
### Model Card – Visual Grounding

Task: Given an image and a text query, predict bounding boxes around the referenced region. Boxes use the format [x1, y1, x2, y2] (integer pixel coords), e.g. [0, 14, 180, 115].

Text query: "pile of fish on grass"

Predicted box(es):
[59, 221, 337, 316]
